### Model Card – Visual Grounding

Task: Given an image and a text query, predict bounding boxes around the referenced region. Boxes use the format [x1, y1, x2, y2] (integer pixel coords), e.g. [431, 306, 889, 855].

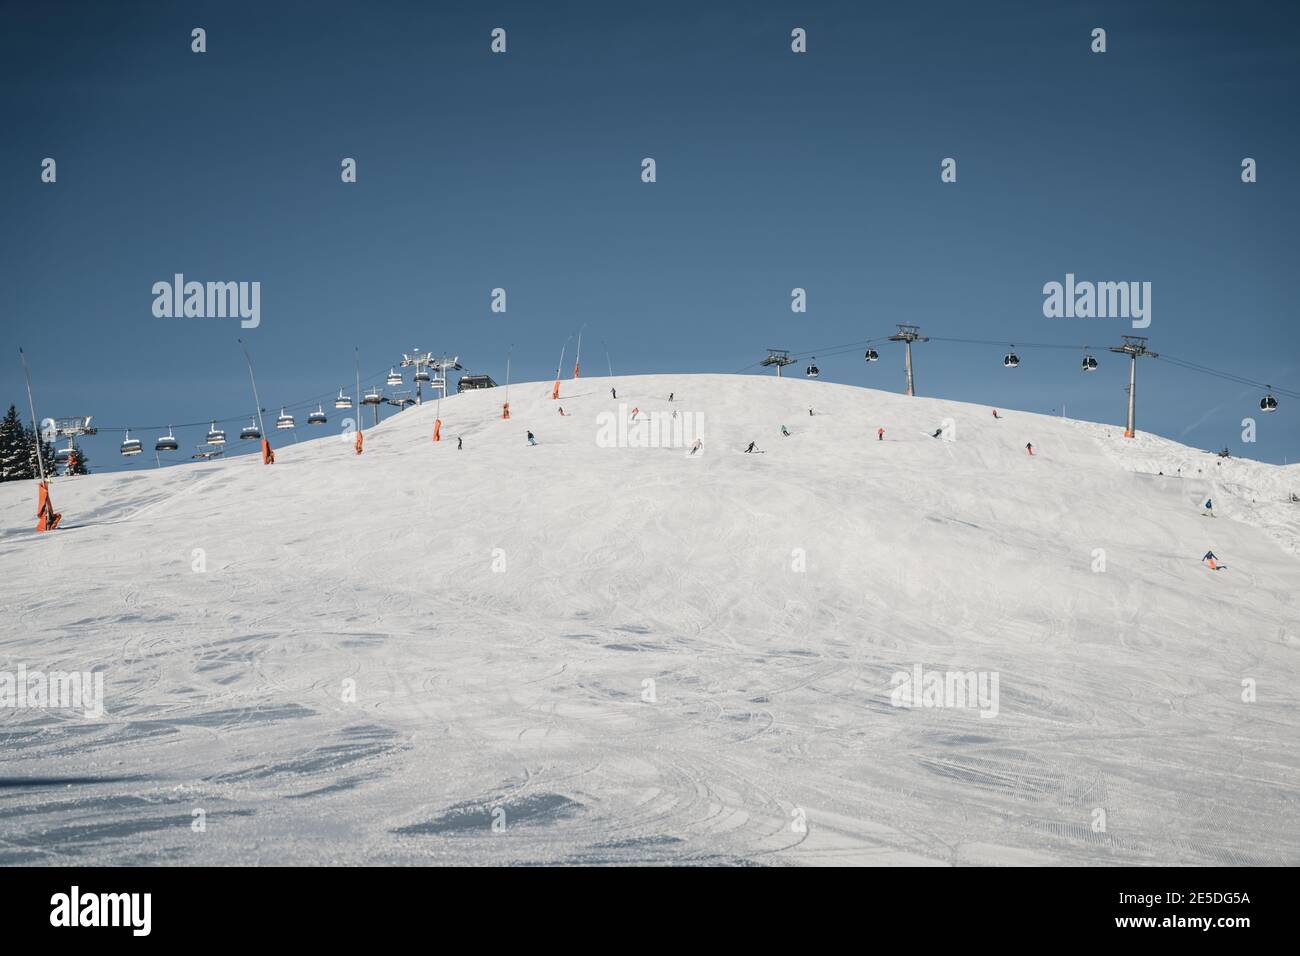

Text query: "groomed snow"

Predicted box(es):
[1, 373, 1297, 865]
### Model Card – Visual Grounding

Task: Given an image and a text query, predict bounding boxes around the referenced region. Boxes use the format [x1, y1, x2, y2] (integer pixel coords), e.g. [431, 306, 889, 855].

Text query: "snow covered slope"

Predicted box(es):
[1, 374, 1297, 865]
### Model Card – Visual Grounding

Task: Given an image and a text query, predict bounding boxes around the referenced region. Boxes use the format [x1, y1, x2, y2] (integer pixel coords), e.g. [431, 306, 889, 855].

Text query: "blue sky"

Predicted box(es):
[2, 0, 1297, 468]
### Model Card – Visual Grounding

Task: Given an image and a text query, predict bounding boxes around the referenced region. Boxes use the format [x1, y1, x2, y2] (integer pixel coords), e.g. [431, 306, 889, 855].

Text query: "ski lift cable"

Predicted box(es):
[92, 362, 401, 432]
[1152, 353, 1300, 399]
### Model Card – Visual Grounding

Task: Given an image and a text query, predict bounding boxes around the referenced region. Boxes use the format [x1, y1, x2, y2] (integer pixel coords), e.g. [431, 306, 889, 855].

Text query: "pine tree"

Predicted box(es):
[0, 405, 29, 482]
[27, 427, 57, 479]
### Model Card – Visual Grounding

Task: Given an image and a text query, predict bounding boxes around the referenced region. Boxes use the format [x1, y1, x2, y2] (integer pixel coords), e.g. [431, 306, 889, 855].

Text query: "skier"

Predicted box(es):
[1026, 442, 1034, 456]
[611, 387, 617, 399]
[781, 425, 790, 437]
[809, 408, 814, 416]
[457, 436, 463, 450]
[527, 430, 537, 446]
[744, 441, 756, 453]
[689, 438, 703, 455]
[877, 427, 885, 441]
[558, 406, 568, 416]
[992, 409, 1001, 420]
[1202, 498, 1214, 517]
[630, 406, 640, 421]
[668, 392, 674, 402]
[1203, 550, 1222, 570]
[931, 427, 944, 439]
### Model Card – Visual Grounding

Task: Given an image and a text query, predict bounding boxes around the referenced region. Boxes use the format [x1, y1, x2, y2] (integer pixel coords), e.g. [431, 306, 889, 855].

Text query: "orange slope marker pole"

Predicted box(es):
[19, 347, 60, 531]
[238, 338, 272, 464]
[573, 324, 585, 379]
[552, 337, 570, 400]
[354, 346, 363, 455]
[502, 347, 512, 419]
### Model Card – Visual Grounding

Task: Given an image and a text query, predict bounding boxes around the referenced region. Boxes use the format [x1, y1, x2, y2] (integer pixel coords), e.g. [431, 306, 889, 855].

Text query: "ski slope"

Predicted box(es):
[1, 373, 1297, 866]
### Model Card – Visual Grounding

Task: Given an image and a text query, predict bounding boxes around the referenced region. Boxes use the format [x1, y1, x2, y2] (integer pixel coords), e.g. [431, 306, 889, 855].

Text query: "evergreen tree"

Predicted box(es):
[28, 427, 58, 479]
[0, 405, 29, 482]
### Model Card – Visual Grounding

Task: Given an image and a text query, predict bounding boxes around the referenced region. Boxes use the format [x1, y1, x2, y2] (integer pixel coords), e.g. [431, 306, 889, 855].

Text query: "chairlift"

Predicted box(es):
[155, 427, 179, 452]
[386, 368, 402, 386]
[334, 388, 352, 409]
[307, 404, 327, 425]
[55, 447, 71, 465]
[206, 421, 227, 444]
[1260, 392, 1278, 412]
[864, 349, 879, 362]
[239, 419, 262, 441]
[414, 368, 431, 383]
[362, 387, 384, 406]
[1003, 352, 1020, 369]
[805, 359, 820, 378]
[276, 408, 295, 429]
[120, 429, 143, 456]
[1081, 353, 1099, 372]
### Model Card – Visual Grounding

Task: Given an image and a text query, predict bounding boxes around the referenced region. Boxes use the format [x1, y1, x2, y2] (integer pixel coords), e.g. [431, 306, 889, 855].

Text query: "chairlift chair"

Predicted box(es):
[805, 359, 820, 378]
[120, 429, 143, 456]
[55, 447, 71, 465]
[206, 421, 227, 444]
[276, 408, 295, 429]
[864, 349, 879, 362]
[239, 419, 261, 441]
[1260, 393, 1279, 412]
[386, 368, 402, 386]
[1081, 354, 1099, 371]
[362, 387, 384, 406]
[414, 368, 431, 383]
[307, 405, 327, 425]
[334, 388, 352, 409]
[1003, 352, 1021, 369]
[155, 427, 179, 452]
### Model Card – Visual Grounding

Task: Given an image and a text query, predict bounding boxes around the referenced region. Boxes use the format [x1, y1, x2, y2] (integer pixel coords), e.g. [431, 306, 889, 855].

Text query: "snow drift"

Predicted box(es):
[0, 373, 1297, 865]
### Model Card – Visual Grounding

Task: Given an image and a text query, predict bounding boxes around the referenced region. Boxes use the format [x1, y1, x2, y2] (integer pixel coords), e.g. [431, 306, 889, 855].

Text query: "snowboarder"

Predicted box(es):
[931, 427, 944, 439]
[527, 430, 537, 446]
[877, 427, 885, 441]
[1203, 550, 1222, 570]
[992, 409, 1001, 420]
[1202, 498, 1214, 517]
[781, 425, 790, 437]
[1026, 442, 1034, 456]
[457, 436, 463, 450]
[689, 438, 703, 455]
[744, 441, 756, 453]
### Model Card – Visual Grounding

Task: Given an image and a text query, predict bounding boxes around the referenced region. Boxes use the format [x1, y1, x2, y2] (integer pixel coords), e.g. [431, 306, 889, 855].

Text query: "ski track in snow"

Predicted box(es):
[1, 374, 1297, 866]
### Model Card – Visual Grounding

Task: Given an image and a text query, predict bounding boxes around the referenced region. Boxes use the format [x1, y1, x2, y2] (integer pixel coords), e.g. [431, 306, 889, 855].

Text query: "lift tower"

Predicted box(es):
[759, 349, 796, 377]
[1108, 335, 1157, 438]
[888, 325, 928, 396]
